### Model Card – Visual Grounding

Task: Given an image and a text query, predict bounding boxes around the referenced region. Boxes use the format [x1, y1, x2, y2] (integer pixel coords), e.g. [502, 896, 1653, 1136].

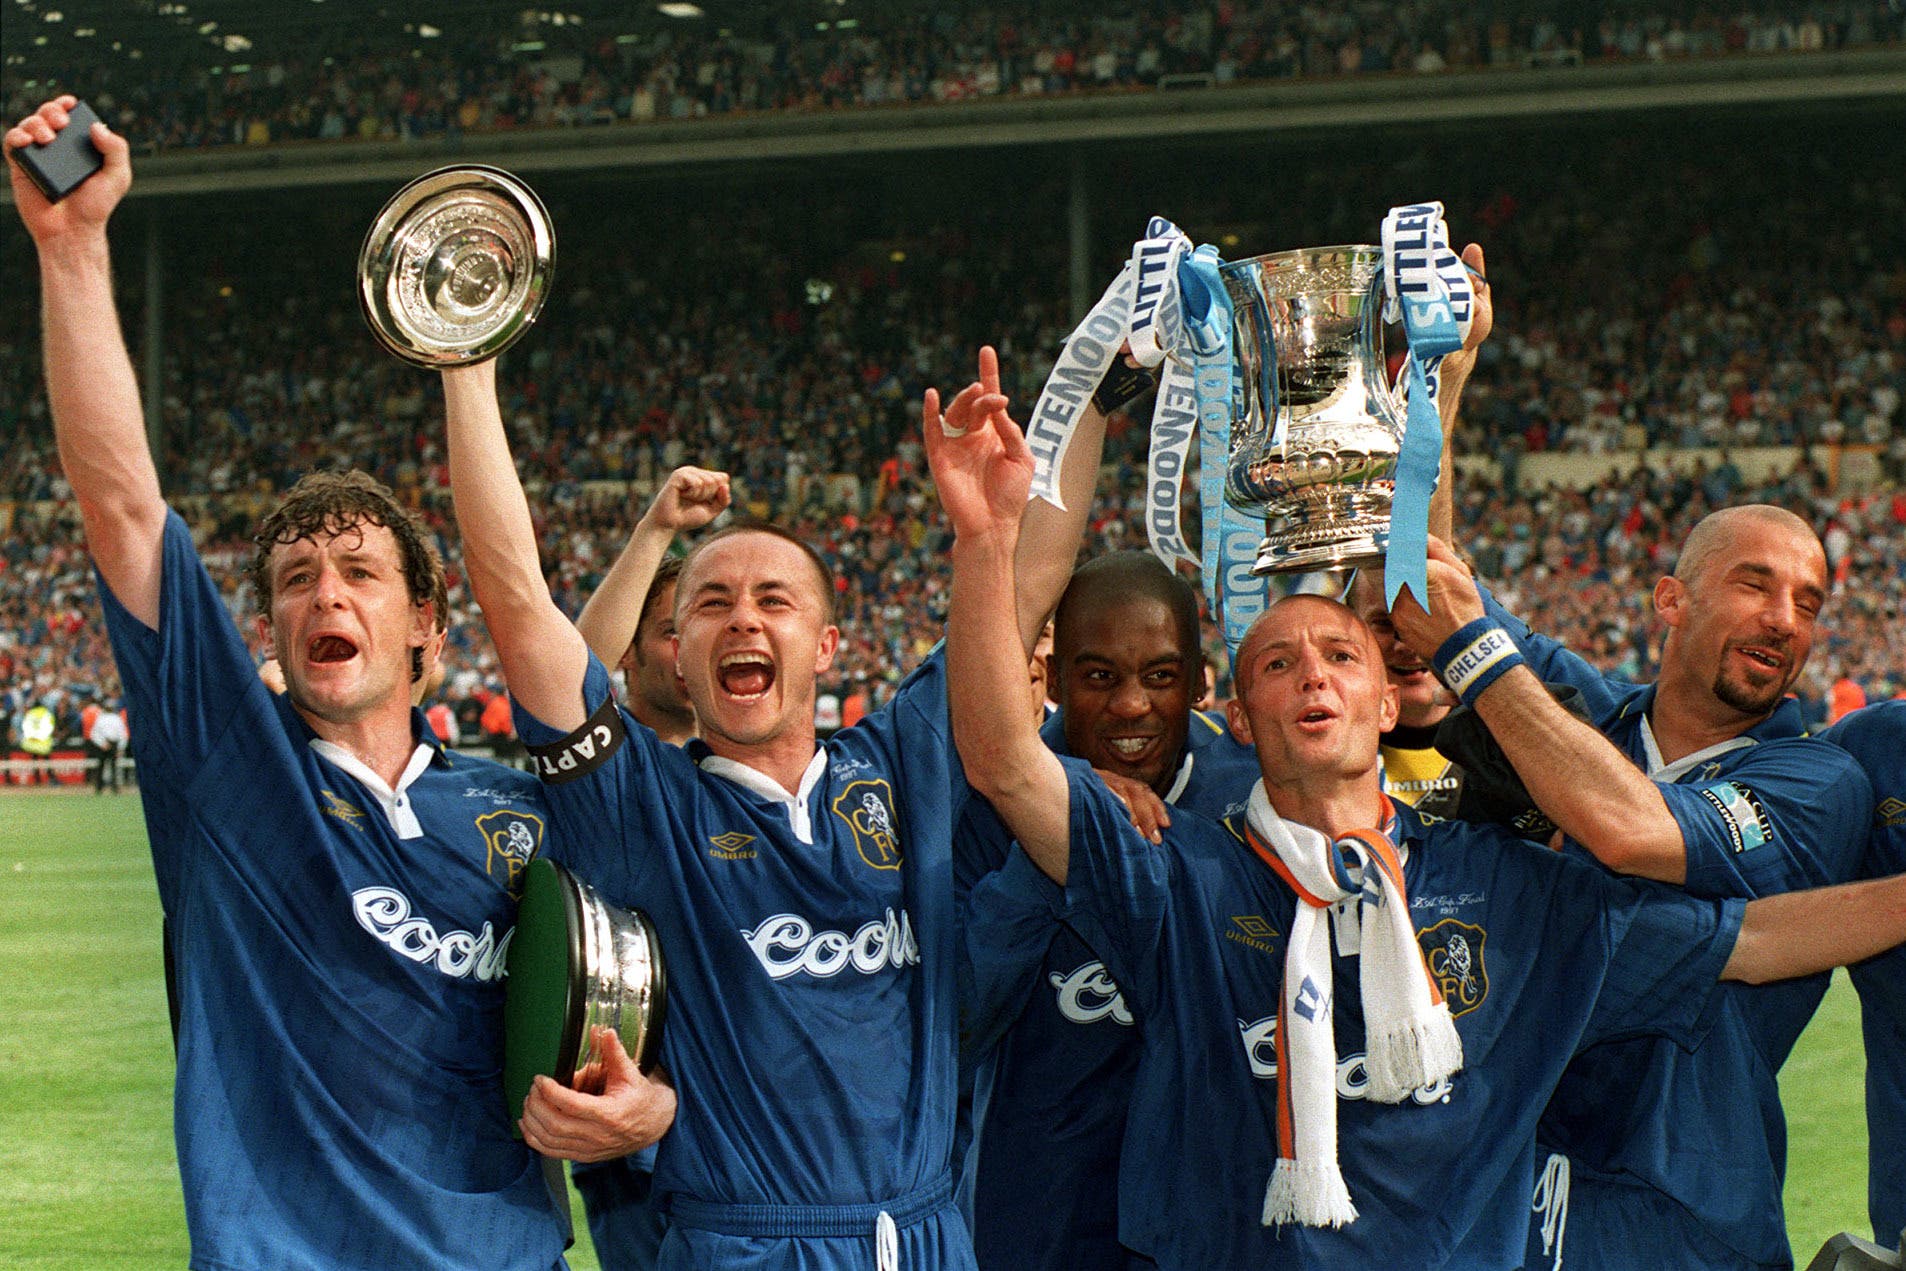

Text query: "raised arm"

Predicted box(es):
[1391, 537, 1690, 883]
[1726, 872, 1906, 984]
[9, 97, 166, 627]
[574, 466, 730, 668]
[440, 360, 590, 730]
[1000, 344, 1110, 652]
[927, 374, 1073, 883]
[1428, 242, 1491, 544]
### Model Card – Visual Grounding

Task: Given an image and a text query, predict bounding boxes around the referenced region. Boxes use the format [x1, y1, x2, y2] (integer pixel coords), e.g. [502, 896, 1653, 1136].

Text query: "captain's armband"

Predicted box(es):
[526, 696, 627, 784]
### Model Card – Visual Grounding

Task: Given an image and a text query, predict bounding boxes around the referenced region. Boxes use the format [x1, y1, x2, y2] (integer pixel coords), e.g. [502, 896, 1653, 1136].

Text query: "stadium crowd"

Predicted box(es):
[4, 119, 1903, 761]
[2, 0, 1901, 155]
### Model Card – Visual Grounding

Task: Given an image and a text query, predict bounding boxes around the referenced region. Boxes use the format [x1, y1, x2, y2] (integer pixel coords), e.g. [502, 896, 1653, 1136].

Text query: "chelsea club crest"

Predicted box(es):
[476, 809, 545, 898]
[833, 779, 902, 870]
[1417, 918, 1489, 1017]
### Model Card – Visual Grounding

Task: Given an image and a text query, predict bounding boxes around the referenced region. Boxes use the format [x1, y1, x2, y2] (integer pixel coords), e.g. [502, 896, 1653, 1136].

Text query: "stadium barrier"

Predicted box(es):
[3, 750, 97, 785]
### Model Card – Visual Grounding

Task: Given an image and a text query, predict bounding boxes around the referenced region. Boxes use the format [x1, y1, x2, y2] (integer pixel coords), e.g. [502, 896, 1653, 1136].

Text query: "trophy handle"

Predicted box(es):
[1357, 270, 1410, 435]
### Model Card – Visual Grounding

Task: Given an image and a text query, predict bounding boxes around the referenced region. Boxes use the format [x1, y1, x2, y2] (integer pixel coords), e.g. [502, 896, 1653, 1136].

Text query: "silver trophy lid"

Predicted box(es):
[358, 164, 555, 369]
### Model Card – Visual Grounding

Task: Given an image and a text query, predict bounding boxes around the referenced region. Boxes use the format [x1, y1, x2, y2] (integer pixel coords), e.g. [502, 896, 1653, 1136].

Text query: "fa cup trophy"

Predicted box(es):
[1220, 244, 1411, 576]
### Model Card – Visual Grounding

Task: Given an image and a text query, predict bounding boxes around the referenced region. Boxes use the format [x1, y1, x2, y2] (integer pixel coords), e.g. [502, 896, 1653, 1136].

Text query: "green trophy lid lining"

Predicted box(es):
[502, 858, 583, 1131]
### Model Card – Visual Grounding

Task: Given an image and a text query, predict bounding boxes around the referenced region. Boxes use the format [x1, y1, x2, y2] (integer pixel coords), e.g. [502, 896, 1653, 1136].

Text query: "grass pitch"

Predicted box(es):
[0, 789, 1877, 1267]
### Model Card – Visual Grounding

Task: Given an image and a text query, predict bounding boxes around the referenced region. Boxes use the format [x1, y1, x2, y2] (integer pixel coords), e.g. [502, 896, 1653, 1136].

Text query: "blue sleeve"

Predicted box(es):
[510, 649, 673, 892]
[1820, 702, 1906, 1239]
[1476, 581, 1634, 725]
[96, 510, 282, 905]
[97, 510, 268, 785]
[1057, 757, 1177, 1009]
[1581, 875, 1746, 1051]
[960, 844, 1065, 1057]
[1657, 739, 1874, 900]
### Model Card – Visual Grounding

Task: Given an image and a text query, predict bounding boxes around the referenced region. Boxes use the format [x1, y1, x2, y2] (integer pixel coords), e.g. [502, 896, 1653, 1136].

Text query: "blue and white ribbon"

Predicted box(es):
[1024, 262, 1138, 511]
[1028, 216, 1205, 574]
[1179, 245, 1271, 652]
[1025, 218, 1264, 649]
[1380, 202, 1474, 611]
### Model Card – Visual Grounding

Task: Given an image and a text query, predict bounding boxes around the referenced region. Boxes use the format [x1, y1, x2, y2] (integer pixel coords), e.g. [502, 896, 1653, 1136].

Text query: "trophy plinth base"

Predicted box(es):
[1253, 523, 1388, 576]
[1243, 486, 1393, 575]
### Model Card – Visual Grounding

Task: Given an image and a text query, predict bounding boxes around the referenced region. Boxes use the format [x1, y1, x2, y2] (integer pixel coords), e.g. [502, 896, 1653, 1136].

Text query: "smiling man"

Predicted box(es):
[5, 97, 657, 1269]
[959, 552, 1258, 1271]
[1383, 511, 1874, 1271]
[439, 341, 1099, 1269]
[1347, 570, 1465, 818]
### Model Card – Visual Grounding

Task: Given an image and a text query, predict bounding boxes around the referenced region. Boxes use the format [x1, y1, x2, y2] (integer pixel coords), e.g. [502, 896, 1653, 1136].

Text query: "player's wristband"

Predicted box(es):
[1091, 359, 1156, 416]
[1432, 618, 1525, 707]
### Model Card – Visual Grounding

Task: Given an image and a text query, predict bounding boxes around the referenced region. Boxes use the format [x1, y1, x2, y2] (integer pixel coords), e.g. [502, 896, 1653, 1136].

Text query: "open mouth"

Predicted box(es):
[1296, 706, 1338, 729]
[718, 652, 776, 700]
[1103, 736, 1156, 762]
[1388, 661, 1432, 681]
[1733, 644, 1786, 674]
[308, 635, 359, 664]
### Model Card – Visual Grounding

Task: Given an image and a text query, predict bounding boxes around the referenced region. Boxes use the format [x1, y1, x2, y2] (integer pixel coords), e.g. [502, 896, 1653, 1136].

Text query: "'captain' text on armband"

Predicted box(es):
[527, 696, 627, 784]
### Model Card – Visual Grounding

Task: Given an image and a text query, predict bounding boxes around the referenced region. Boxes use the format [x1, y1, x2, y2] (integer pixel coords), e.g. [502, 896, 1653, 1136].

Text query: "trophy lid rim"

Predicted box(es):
[357, 164, 556, 369]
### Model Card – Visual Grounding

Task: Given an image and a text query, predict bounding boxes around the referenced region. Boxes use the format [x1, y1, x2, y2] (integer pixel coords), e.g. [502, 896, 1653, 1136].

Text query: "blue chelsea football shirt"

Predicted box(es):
[1482, 584, 1874, 1268]
[976, 759, 1744, 1268]
[513, 648, 976, 1268]
[100, 511, 563, 1271]
[1823, 700, 1906, 1245]
[956, 710, 1257, 1271]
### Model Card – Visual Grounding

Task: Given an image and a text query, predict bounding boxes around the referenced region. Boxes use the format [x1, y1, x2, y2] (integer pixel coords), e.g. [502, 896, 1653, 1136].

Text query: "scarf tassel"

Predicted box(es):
[1364, 1002, 1465, 1104]
[1262, 1157, 1360, 1229]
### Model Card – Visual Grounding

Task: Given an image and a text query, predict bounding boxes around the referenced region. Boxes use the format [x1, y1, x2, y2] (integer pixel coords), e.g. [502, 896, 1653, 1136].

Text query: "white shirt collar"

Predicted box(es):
[696, 747, 831, 845]
[1637, 715, 1756, 783]
[309, 739, 436, 840]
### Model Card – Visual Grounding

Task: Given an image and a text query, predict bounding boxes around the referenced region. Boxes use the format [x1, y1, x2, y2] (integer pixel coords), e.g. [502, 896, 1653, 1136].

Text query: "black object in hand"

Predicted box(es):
[8, 99, 106, 203]
[1091, 359, 1157, 416]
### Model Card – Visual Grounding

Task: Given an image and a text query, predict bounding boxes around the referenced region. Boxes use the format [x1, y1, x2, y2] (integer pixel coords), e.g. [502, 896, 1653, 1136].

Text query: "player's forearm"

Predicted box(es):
[1013, 404, 1105, 652]
[40, 233, 166, 624]
[949, 531, 1073, 883]
[575, 516, 674, 669]
[441, 361, 588, 728]
[1430, 408, 1457, 544]
[1726, 873, 1906, 984]
[1472, 664, 1687, 883]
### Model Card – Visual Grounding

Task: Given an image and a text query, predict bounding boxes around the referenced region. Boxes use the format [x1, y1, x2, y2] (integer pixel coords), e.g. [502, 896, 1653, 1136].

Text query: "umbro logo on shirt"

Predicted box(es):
[709, 832, 757, 860]
[1225, 915, 1281, 955]
[1878, 797, 1906, 828]
[321, 790, 367, 831]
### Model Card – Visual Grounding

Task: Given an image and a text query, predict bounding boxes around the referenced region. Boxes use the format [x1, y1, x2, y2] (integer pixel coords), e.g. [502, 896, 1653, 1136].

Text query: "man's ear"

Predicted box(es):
[1226, 695, 1254, 746]
[1654, 575, 1686, 629]
[813, 624, 841, 676]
